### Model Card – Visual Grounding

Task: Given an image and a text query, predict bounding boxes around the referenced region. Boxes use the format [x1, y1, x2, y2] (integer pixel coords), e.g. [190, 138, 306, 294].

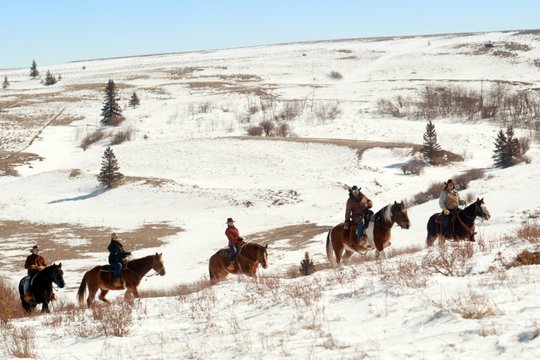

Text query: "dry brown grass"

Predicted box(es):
[0, 324, 36, 358]
[122, 175, 176, 188]
[246, 223, 331, 251]
[0, 221, 182, 280]
[139, 278, 213, 299]
[166, 67, 205, 79]
[0, 150, 43, 176]
[433, 289, 497, 319]
[516, 220, 540, 243]
[422, 242, 475, 277]
[0, 278, 22, 322]
[65, 82, 134, 92]
[80, 129, 104, 150]
[507, 250, 540, 268]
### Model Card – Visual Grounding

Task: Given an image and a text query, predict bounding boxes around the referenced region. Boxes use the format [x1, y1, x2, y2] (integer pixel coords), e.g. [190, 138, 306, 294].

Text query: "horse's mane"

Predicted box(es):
[245, 242, 266, 252]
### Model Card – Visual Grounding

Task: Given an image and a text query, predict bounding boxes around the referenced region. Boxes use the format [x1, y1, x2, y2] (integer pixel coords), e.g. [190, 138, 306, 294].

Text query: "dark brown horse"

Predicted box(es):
[77, 253, 165, 307]
[327, 201, 411, 265]
[209, 243, 268, 281]
[426, 198, 490, 247]
[18, 263, 65, 313]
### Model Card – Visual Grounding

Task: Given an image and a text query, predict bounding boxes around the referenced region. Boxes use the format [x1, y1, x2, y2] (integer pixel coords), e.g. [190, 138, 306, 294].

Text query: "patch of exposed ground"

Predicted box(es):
[0, 221, 183, 273]
[123, 175, 176, 188]
[247, 223, 331, 250]
[0, 150, 43, 176]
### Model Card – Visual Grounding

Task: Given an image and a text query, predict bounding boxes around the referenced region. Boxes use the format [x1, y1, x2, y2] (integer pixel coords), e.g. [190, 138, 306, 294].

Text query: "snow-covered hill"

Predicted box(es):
[1, 30, 540, 359]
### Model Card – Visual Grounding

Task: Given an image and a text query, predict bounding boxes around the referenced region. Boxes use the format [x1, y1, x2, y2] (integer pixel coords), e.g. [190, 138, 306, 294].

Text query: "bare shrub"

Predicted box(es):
[91, 299, 133, 337]
[378, 258, 428, 289]
[110, 129, 134, 145]
[401, 159, 426, 175]
[260, 120, 275, 136]
[274, 123, 291, 137]
[0, 278, 20, 322]
[279, 100, 304, 121]
[198, 101, 212, 113]
[69, 168, 81, 178]
[516, 220, 540, 243]
[507, 250, 540, 268]
[314, 101, 342, 124]
[299, 252, 315, 276]
[376, 97, 407, 117]
[247, 125, 263, 136]
[80, 129, 104, 150]
[284, 282, 322, 307]
[140, 278, 212, 298]
[441, 290, 497, 319]
[328, 70, 343, 80]
[411, 182, 442, 205]
[535, 59, 540, 68]
[108, 115, 126, 126]
[478, 322, 501, 337]
[1, 324, 36, 358]
[422, 242, 475, 277]
[453, 168, 485, 190]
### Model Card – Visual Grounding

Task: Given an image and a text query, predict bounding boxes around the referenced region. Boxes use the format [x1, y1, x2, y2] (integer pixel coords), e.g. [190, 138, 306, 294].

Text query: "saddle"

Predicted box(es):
[100, 261, 127, 272]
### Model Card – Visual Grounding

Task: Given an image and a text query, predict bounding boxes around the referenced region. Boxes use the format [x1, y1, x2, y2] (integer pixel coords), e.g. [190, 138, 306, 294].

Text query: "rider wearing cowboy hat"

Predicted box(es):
[439, 179, 461, 235]
[344, 185, 373, 248]
[225, 218, 244, 270]
[23, 245, 49, 302]
[107, 232, 131, 288]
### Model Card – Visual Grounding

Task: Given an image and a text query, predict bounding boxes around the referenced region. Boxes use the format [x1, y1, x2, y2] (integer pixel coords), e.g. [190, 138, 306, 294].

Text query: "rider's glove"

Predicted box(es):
[443, 208, 450, 215]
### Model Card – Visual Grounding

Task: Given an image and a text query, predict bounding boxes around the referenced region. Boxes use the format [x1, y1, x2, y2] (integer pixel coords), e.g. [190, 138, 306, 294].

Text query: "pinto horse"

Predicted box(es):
[426, 198, 490, 247]
[209, 243, 268, 281]
[77, 253, 165, 307]
[327, 201, 411, 265]
[18, 263, 65, 313]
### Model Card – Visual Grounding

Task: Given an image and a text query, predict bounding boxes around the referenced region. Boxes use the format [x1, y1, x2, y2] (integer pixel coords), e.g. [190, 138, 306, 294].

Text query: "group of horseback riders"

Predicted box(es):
[340, 178, 460, 251]
[22, 178, 460, 302]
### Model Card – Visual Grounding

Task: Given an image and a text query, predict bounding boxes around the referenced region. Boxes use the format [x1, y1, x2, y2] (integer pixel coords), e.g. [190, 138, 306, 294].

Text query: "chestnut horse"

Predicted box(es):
[77, 253, 165, 307]
[18, 263, 65, 313]
[426, 197, 490, 247]
[327, 201, 411, 265]
[209, 243, 268, 281]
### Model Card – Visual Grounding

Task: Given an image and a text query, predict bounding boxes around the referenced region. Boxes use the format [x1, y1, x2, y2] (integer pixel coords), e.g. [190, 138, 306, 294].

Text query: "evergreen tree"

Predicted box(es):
[100, 79, 124, 125]
[29, 60, 39, 78]
[2, 76, 8, 89]
[129, 91, 140, 108]
[421, 120, 441, 164]
[492, 129, 508, 167]
[97, 146, 123, 188]
[492, 126, 522, 168]
[44, 70, 57, 86]
[299, 252, 315, 276]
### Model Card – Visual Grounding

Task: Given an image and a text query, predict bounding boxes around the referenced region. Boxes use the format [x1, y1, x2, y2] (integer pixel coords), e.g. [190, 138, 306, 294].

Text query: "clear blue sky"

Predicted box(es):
[1, 0, 538, 69]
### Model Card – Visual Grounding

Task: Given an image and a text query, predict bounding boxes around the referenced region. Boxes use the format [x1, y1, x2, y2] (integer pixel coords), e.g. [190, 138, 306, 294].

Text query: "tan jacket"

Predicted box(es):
[25, 254, 47, 276]
[439, 189, 460, 210]
[345, 193, 373, 222]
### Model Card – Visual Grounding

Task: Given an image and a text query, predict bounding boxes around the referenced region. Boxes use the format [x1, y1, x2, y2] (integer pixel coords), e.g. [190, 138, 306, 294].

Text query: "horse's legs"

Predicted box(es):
[41, 301, 50, 314]
[342, 250, 354, 263]
[98, 289, 111, 303]
[426, 233, 436, 247]
[131, 287, 140, 298]
[334, 244, 344, 265]
[87, 287, 98, 307]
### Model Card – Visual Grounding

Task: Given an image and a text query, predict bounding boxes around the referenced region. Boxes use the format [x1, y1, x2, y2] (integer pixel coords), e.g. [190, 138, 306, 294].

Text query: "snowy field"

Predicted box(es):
[1, 30, 540, 359]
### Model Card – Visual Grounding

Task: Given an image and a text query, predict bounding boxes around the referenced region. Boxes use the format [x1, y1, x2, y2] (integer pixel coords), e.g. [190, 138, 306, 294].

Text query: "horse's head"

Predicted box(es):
[50, 263, 65, 288]
[152, 252, 166, 276]
[392, 201, 411, 229]
[475, 197, 491, 220]
[257, 244, 268, 269]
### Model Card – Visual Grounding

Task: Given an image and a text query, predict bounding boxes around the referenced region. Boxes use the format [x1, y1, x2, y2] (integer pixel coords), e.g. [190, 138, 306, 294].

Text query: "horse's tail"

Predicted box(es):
[209, 263, 214, 280]
[426, 214, 437, 247]
[77, 271, 88, 306]
[326, 227, 336, 266]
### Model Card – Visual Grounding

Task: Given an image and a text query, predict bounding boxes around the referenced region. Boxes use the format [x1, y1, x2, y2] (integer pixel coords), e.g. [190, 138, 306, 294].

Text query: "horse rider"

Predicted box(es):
[23, 245, 50, 302]
[108, 232, 131, 288]
[344, 185, 373, 249]
[225, 218, 244, 270]
[439, 179, 461, 235]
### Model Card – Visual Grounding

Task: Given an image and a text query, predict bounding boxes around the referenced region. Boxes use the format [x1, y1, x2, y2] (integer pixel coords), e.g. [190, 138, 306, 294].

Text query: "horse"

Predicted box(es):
[77, 253, 165, 307]
[426, 197, 491, 247]
[18, 263, 65, 313]
[326, 201, 411, 265]
[209, 243, 268, 282]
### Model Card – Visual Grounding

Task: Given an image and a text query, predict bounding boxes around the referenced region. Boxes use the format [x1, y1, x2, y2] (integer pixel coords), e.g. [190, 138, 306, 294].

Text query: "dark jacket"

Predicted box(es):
[345, 192, 373, 222]
[108, 240, 129, 264]
[25, 254, 47, 276]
